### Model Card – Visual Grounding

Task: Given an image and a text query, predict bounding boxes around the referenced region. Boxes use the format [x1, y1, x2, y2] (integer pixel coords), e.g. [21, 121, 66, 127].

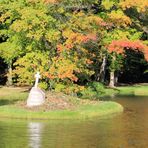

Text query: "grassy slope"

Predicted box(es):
[0, 87, 123, 119]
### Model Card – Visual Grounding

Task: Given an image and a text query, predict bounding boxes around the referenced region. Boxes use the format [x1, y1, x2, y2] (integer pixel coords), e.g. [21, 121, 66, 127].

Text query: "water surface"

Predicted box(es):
[0, 96, 148, 148]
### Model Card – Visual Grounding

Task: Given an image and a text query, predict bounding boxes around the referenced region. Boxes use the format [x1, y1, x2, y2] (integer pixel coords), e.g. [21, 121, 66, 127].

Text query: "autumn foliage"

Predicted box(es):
[108, 40, 148, 61]
[0, 0, 148, 92]
[120, 0, 148, 12]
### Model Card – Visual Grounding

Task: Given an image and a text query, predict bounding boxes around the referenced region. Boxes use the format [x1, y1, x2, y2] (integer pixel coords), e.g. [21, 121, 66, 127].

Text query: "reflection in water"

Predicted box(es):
[28, 122, 43, 148]
[0, 96, 148, 148]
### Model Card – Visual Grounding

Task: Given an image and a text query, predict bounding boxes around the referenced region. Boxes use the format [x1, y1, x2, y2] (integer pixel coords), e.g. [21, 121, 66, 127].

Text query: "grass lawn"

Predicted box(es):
[0, 86, 123, 120]
[0, 102, 123, 120]
[117, 85, 148, 96]
[0, 86, 28, 104]
[103, 84, 148, 97]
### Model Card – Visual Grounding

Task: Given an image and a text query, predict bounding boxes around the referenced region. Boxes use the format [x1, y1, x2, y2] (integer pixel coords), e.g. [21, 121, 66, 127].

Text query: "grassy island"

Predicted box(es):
[0, 87, 123, 120]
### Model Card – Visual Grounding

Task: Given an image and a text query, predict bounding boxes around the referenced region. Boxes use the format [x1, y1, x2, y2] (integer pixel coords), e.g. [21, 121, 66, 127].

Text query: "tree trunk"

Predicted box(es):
[109, 54, 116, 87]
[114, 72, 118, 86]
[7, 62, 13, 86]
[96, 56, 106, 83]
[109, 71, 115, 88]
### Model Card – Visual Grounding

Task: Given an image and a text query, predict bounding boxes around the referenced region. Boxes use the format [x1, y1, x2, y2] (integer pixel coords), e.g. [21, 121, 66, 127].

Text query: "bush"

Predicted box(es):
[78, 82, 105, 99]
[87, 82, 105, 95]
[80, 87, 97, 99]
[53, 82, 105, 100]
[38, 82, 48, 90]
[54, 83, 66, 92]
[54, 83, 84, 96]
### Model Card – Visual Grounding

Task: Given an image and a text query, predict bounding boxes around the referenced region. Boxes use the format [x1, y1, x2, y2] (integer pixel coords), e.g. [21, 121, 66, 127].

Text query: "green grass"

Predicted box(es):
[0, 102, 123, 120]
[0, 84, 147, 120]
[102, 84, 148, 97]
[0, 87, 123, 120]
[117, 85, 148, 96]
[0, 87, 28, 105]
[0, 86, 28, 98]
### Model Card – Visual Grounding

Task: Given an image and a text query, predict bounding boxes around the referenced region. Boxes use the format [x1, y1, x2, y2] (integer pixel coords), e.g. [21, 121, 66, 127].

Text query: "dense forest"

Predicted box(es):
[0, 0, 148, 95]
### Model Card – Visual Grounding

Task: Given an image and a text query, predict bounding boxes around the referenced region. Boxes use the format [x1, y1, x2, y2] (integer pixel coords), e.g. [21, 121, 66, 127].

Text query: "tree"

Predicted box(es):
[108, 40, 148, 87]
[99, 0, 148, 86]
[0, 0, 60, 85]
[13, 51, 49, 86]
[0, 38, 22, 85]
[0, 0, 148, 92]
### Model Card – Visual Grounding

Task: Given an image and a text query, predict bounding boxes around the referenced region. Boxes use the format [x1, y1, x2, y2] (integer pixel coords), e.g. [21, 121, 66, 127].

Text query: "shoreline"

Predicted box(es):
[0, 87, 124, 120]
[0, 102, 123, 120]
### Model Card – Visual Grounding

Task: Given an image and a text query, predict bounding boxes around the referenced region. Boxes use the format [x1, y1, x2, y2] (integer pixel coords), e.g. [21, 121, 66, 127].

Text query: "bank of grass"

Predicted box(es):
[0, 102, 123, 119]
[0, 87, 123, 120]
[103, 84, 148, 97]
[78, 82, 148, 99]
[117, 85, 148, 96]
[0, 87, 28, 106]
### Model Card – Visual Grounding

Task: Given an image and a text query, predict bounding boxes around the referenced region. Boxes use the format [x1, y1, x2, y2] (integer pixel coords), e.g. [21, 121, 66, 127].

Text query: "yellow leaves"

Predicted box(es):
[67, 12, 103, 33]
[87, 15, 104, 26]
[49, 50, 95, 82]
[28, 0, 60, 4]
[10, 8, 46, 34]
[0, 11, 12, 23]
[102, 0, 115, 10]
[11, 20, 28, 32]
[13, 52, 49, 85]
[9, 5, 58, 41]
[108, 10, 132, 27]
[49, 57, 79, 82]
[27, 30, 44, 40]
[62, 28, 97, 50]
[54, 83, 84, 95]
[57, 7, 65, 13]
[43, 0, 60, 4]
[45, 30, 61, 42]
[62, 29, 85, 47]
[71, 12, 104, 28]
[19, 8, 48, 29]
[62, 29, 74, 39]
[20, 8, 47, 21]
[120, 0, 148, 12]
[64, 84, 84, 94]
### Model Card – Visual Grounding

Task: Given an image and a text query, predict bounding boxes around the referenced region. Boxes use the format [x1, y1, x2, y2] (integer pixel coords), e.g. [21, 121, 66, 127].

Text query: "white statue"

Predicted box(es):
[27, 72, 45, 107]
[34, 72, 41, 88]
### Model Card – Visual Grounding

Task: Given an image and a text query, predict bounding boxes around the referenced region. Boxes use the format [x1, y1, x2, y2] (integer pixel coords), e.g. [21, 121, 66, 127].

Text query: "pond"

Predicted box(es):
[0, 96, 148, 148]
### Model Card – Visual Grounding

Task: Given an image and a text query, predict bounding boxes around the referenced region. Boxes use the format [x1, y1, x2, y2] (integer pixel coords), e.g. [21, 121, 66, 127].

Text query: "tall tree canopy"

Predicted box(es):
[0, 0, 147, 92]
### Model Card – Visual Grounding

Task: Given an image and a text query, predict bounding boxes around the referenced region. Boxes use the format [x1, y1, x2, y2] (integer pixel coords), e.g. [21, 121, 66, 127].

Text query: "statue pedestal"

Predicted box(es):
[27, 87, 45, 107]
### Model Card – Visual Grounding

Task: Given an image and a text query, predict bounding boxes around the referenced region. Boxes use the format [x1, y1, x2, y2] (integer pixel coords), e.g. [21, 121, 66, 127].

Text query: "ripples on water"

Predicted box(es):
[0, 96, 148, 148]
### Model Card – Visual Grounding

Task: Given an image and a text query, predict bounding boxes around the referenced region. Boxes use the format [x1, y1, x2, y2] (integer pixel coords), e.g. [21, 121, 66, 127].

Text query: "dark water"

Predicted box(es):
[0, 96, 148, 148]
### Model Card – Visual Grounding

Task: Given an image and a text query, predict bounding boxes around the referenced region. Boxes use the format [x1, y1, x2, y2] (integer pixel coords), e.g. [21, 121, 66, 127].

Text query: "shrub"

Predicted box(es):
[78, 82, 105, 99]
[38, 82, 48, 90]
[54, 83, 84, 96]
[80, 86, 97, 99]
[54, 82, 105, 99]
[87, 82, 105, 95]
[54, 83, 66, 92]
